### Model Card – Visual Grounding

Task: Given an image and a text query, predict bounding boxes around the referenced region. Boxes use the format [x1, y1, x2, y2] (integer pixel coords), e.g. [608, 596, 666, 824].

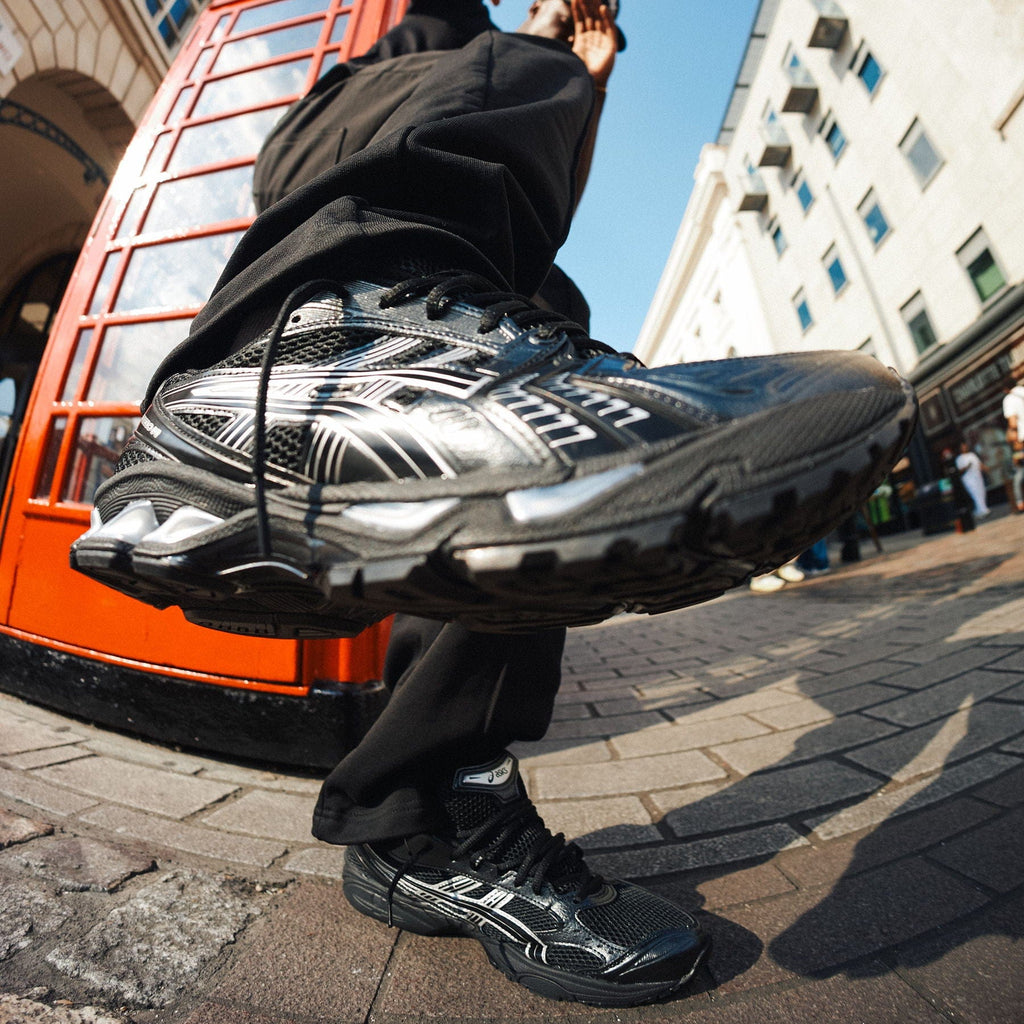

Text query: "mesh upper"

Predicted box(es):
[215, 325, 384, 370]
[577, 884, 693, 947]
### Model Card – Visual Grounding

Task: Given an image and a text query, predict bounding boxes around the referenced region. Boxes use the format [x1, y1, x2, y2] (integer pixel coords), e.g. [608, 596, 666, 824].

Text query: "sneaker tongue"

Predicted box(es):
[442, 755, 586, 893]
[441, 752, 529, 841]
[449, 752, 521, 806]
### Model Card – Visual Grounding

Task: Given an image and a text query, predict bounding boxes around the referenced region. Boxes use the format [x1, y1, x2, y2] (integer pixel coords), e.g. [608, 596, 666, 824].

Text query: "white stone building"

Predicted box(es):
[636, 0, 1024, 487]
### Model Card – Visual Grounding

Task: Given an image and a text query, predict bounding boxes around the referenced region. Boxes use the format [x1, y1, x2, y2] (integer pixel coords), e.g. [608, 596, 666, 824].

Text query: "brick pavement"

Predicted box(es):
[0, 513, 1022, 1023]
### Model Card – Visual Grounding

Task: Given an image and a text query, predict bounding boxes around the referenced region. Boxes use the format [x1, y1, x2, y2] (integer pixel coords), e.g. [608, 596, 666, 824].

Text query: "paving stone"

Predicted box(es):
[0, 836, 155, 892]
[691, 670, 805, 701]
[986, 648, 1024, 673]
[747, 699, 833, 731]
[548, 702, 594, 721]
[632, 678, 712, 704]
[778, 797, 997, 889]
[776, 660, 913, 698]
[0, 767, 99, 817]
[0, 872, 71, 960]
[801, 641, 918, 677]
[285, 846, 345, 879]
[0, 994, 127, 1023]
[46, 870, 262, 1008]
[864, 670, 1023, 728]
[202, 791, 313, 843]
[79, 804, 288, 868]
[888, 890, 1024, 1024]
[928, 806, 1024, 891]
[34, 758, 237, 819]
[531, 749, 725, 800]
[712, 858, 989, 994]
[0, 808, 53, 848]
[513, 738, 612, 768]
[541, 710, 666, 740]
[710, 714, 897, 775]
[181, 1004, 299, 1024]
[197, 763, 323, 794]
[587, 824, 808, 879]
[971, 762, 1024, 807]
[81, 736, 213, 776]
[991, 678, 1024, 702]
[609, 714, 769, 759]
[587, 695, 648, 716]
[648, 973, 949, 1023]
[878, 645, 1009, 690]
[1001, 734, 1024, 755]
[373, 928, 705, 1021]
[845, 702, 1024, 782]
[758, 684, 907, 727]
[662, 761, 879, 838]
[3, 747, 94, 770]
[806, 753, 1020, 840]
[211, 881, 396, 1023]
[534, 794, 656, 845]
[0, 711, 83, 756]
[665, 688, 803, 724]
[693, 861, 796, 911]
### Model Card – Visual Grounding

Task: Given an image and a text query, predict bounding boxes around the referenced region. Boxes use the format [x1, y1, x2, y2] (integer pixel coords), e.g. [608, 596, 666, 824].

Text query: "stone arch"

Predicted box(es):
[3, 2, 164, 126]
[31, 66, 139, 156]
[0, 70, 130, 293]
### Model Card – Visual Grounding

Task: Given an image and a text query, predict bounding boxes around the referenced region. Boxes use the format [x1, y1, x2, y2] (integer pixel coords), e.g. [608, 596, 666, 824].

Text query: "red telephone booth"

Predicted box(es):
[0, 0, 410, 768]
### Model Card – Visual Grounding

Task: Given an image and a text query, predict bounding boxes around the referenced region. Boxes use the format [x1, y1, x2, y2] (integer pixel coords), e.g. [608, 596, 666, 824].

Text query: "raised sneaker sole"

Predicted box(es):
[341, 845, 710, 1008]
[70, 379, 917, 636]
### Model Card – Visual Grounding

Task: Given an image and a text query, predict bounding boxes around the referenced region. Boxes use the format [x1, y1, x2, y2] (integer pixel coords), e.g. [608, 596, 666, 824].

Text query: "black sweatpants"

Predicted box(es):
[150, 4, 597, 844]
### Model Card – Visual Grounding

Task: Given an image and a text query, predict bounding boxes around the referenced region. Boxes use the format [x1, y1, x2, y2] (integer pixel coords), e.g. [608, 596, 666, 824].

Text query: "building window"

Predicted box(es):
[852, 45, 883, 95]
[820, 112, 847, 160]
[857, 188, 890, 247]
[899, 119, 943, 187]
[793, 170, 815, 212]
[769, 218, 787, 256]
[794, 288, 813, 332]
[823, 245, 848, 294]
[901, 292, 938, 355]
[957, 228, 1007, 303]
[134, 0, 203, 53]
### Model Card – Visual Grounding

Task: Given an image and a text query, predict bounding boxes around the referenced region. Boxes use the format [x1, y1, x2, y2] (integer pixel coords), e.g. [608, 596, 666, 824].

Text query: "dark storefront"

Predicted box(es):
[909, 282, 1024, 505]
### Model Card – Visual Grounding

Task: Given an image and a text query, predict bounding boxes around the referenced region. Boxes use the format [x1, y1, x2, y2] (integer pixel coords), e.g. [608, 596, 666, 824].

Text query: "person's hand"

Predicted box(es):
[571, 0, 616, 88]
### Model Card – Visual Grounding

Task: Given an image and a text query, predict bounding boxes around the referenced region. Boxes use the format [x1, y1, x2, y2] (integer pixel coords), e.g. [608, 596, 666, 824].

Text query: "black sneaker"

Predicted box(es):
[70, 272, 917, 636]
[341, 753, 709, 1007]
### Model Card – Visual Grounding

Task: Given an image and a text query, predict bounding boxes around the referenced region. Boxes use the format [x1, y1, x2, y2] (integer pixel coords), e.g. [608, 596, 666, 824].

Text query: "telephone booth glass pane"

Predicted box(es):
[191, 57, 310, 118]
[168, 106, 288, 170]
[234, 0, 328, 34]
[60, 330, 94, 403]
[213, 21, 323, 73]
[63, 417, 138, 504]
[87, 321, 189, 404]
[146, 167, 256, 232]
[114, 232, 244, 312]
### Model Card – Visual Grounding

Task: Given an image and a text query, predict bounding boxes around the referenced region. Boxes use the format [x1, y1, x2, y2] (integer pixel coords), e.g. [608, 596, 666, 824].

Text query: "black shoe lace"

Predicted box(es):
[379, 272, 616, 354]
[452, 799, 605, 899]
[381, 799, 604, 927]
[253, 278, 341, 557]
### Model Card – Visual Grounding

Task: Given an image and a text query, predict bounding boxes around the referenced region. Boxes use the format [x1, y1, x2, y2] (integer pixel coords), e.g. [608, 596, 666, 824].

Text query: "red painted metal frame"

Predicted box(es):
[0, 0, 410, 697]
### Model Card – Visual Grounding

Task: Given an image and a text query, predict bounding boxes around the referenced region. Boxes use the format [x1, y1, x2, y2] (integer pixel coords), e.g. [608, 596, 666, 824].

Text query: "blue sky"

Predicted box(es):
[488, 0, 761, 349]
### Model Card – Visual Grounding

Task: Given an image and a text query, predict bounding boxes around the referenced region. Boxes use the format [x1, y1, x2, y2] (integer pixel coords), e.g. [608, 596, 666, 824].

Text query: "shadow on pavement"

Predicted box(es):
[543, 523, 1024, 999]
